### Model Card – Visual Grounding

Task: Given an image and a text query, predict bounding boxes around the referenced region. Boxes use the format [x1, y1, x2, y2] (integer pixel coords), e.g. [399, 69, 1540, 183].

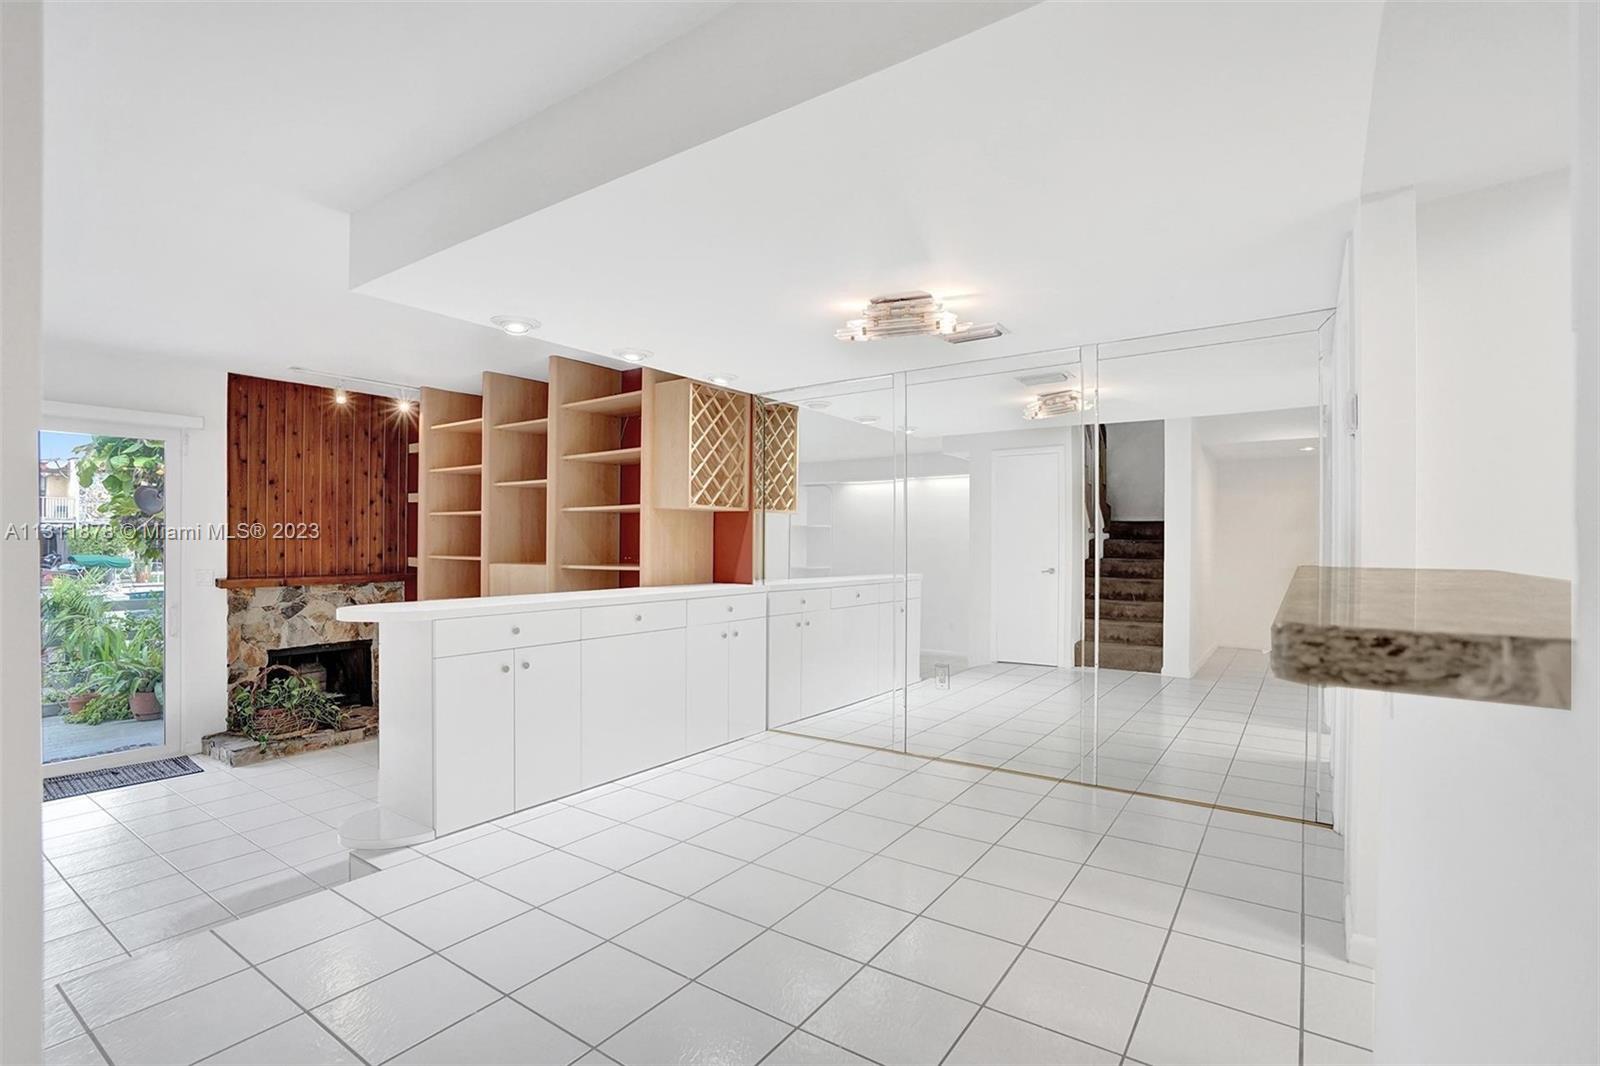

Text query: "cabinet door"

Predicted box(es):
[729, 617, 768, 739]
[877, 601, 896, 695]
[837, 604, 878, 707]
[581, 630, 688, 787]
[801, 608, 835, 716]
[433, 650, 515, 835]
[686, 622, 731, 753]
[514, 642, 581, 810]
[768, 614, 805, 726]
[906, 598, 924, 685]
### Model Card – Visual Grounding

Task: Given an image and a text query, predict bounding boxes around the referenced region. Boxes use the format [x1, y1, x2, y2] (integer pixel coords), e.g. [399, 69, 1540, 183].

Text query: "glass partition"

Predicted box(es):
[756, 318, 1333, 825]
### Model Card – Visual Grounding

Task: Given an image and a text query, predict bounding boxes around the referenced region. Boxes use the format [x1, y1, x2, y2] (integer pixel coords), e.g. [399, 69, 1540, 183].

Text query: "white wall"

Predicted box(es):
[0, 5, 44, 1057]
[1104, 419, 1163, 520]
[1161, 420, 1194, 677]
[1189, 438, 1219, 669]
[1368, 172, 1590, 1065]
[41, 347, 230, 753]
[1204, 453, 1318, 650]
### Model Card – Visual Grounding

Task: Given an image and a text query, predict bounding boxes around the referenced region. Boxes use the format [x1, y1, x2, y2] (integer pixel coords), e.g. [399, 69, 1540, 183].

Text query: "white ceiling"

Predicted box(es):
[788, 329, 1322, 463]
[357, 2, 1382, 393]
[41, 0, 1569, 407]
[42, 1, 725, 390]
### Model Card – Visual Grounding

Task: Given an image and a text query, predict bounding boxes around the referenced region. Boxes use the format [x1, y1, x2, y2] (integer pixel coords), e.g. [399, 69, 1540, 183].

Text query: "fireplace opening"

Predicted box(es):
[267, 639, 373, 708]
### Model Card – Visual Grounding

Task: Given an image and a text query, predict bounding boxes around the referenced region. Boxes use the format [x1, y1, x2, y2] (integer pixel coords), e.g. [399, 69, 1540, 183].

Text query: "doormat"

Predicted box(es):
[44, 756, 202, 802]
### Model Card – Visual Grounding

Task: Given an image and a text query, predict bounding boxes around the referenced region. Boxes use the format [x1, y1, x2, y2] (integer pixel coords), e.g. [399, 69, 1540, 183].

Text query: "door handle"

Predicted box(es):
[1041, 567, 1057, 574]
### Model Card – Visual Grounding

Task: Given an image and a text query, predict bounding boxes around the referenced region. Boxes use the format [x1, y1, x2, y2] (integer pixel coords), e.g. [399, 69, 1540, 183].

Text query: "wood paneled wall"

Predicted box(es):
[226, 374, 412, 585]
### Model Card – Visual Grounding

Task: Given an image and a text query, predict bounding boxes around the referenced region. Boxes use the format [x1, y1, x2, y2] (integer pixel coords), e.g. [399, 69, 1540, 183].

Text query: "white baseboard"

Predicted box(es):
[1344, 895, 1378, 968]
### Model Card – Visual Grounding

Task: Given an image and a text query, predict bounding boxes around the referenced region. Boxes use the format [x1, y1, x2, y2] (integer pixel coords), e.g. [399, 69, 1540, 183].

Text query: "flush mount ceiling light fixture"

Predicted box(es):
[1022, 388, 1085, 420]
[709, 374, 738, 387]
[834, 291, 1003, 344]
[804, 400, 832, 410]
[854, 414, 880, 424]
[614, 348, 652, 363]
[490, 315, 539, 337]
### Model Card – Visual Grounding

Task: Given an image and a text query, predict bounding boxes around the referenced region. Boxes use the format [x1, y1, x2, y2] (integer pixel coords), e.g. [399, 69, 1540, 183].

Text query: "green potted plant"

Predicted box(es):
[228, 665, 345, 749]
[84, 619, 164, 722]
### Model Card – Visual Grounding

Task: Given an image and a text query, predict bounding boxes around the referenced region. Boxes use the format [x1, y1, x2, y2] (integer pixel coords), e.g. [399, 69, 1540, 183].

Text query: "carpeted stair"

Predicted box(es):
[1075, 520, 1164, 672]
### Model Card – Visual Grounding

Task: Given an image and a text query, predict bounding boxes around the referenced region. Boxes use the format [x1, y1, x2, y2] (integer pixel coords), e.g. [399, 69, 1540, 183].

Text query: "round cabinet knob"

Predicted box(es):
[855, 592, 861, 599]
[720, 631, 728, 639]
[634, 613, 643, 622]
[732, 629, 740, 638]
[804, 620, 811, 627]
[500, 664, 510, 673]
[800, 597, 807, 605]
[794, 621, 801, 628]
[521, 661, 530, 670]
[726, 604, 734, 612]
[511, 626, 521, 635]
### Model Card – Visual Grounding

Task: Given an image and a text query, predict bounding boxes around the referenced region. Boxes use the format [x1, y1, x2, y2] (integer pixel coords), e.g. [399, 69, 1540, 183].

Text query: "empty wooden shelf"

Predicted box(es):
[564, 503, 641, 514]
[430, 463, 482, 474]
[496, 417, 548, 433]
[418, 386, 483, 600]
[482, 371, 550, 596]
[566, 446, 642, 465]
[563, 391, 643, 417]
[431, 416, 483, 432]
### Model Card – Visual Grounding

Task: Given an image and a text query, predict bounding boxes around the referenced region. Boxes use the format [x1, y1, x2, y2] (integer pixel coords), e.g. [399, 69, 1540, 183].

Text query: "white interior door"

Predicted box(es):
[991, 448, 1063, 666]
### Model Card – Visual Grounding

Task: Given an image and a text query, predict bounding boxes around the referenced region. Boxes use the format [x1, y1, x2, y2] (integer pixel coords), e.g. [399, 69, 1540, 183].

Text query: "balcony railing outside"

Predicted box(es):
[40, 497, 78, 523]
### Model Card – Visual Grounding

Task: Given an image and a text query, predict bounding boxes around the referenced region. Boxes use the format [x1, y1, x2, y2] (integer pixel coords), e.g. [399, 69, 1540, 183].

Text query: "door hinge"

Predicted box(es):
[1347, 394, 1360, 436]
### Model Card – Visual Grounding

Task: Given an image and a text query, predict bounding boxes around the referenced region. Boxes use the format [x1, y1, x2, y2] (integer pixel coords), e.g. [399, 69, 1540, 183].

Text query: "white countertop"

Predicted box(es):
[336, 574, 914, 623]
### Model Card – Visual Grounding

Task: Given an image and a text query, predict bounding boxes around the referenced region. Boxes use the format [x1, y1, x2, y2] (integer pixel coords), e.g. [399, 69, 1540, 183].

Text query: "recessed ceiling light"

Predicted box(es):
[709, 374, 738, 387]
[903, 426, 918, 434]
[615, 348, 652, 363]
[805, 400, 832, 410]
[491, 315, 539, 336]
[854, 414, 880, 424]
[1300, 445, 1316, 452]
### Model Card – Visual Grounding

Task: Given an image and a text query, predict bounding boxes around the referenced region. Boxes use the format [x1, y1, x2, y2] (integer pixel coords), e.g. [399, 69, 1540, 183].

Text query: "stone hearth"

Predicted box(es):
[226, 582, 403, 698]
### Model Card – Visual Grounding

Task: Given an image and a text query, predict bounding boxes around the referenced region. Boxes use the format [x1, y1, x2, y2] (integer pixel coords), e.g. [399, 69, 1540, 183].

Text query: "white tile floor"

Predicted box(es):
[42, 728, 1371, 1065]
[791, 648, 1333, 822]
[40, 742, 378, 998]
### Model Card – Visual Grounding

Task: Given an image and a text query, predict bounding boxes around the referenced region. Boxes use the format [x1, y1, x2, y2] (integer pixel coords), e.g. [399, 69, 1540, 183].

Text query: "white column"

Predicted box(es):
[0, 2, 43, 1061]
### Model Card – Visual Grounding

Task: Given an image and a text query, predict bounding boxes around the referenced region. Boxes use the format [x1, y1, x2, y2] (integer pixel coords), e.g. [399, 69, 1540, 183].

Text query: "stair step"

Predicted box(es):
[1088, 558, 1164, 580]
[1105, 520, 1165, 540]
[1103, 537, 1164, 560]
[1074, 640, 1163, 673]
[1097, 577, 1163, 602]
[1089, 599, 1164, 622]
[1085, 619, 1164, 644]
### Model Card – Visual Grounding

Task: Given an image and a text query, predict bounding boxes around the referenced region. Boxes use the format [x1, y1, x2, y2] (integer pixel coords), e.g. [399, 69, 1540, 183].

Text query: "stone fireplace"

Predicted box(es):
[226, 582, 403, 709]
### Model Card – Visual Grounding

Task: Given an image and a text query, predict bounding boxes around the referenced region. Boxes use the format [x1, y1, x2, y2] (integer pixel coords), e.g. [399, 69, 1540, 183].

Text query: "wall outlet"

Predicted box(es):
[935, 663, 950, 689]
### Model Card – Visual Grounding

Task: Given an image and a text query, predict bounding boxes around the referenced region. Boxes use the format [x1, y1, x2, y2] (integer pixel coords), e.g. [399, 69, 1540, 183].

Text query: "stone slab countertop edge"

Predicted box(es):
[335, 574, 918, 624]
[1269, 564, 1573, 710]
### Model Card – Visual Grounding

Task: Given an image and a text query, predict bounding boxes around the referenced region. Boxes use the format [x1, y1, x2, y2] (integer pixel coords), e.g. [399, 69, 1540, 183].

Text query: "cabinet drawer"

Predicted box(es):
[687, 594, 765, 627]
[831, 583, 886, 608]
[582, 599, 687, 639]
[435, 610, 579, 658]
[769, 588, 825, 616]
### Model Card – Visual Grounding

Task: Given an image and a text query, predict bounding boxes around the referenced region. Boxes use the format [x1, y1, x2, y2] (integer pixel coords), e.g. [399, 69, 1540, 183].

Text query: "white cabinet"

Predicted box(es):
[800, 608, 834, 717]
[514, 642, 581, 809]
[768, 613, 804, 727]
[434, 649, 516, 835]
[581, 629, 687, 787]
[689, 616, 769, 745]
[834, 603, 879, 706]
[686, 622, 732, 750]
[906, 596, 923, 683]
[729, 617, 767, 739]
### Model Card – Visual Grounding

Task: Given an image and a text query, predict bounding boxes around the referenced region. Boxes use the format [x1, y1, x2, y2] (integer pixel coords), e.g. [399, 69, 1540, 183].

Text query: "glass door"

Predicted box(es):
[39, 425, 177, 771]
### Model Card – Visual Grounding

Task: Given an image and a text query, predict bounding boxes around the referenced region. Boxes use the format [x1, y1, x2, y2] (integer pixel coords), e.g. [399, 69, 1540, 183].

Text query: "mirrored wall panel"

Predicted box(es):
[756, 316, 1333, 825]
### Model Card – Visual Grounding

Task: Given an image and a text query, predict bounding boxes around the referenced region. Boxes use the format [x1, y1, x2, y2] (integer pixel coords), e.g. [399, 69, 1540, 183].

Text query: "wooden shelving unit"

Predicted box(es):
[418, 387, 483, 601]
[482, 371, 549, 596]
[416, 357, 776, 599]
[548, 355, 644, 591]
